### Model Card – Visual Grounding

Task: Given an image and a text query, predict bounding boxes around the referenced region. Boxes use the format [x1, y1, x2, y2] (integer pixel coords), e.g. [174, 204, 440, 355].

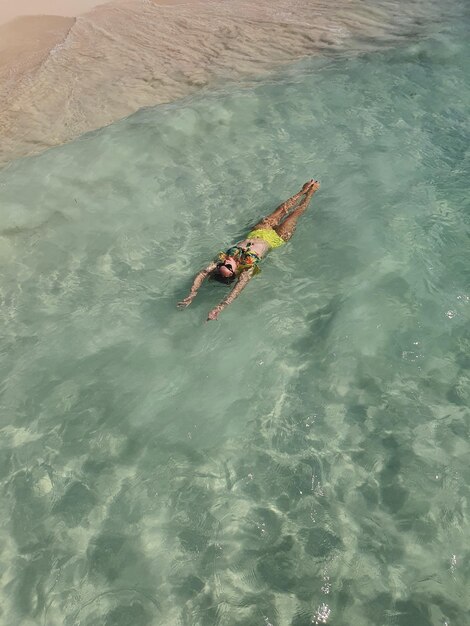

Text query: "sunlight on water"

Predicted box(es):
[0, 18, 469, 626]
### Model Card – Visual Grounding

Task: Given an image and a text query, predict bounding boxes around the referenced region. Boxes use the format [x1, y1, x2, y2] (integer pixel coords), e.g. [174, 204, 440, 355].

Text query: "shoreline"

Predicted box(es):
[0, 0, 453, 168]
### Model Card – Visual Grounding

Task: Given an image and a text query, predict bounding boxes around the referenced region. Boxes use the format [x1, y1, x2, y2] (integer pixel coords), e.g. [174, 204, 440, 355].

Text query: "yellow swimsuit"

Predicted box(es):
[246, 228, 285, 249]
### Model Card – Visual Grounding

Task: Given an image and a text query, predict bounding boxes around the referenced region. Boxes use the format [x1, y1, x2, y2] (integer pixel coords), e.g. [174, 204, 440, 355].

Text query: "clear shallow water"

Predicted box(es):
[1, 20, 469, 626]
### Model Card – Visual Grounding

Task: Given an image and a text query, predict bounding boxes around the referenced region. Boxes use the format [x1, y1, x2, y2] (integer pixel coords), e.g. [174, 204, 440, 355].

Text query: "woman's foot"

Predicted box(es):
[302, 179, 320, 193]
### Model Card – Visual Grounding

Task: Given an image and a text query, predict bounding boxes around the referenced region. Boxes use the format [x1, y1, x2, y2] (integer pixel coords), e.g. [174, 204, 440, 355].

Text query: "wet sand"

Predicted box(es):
[0, 0, 449, 167]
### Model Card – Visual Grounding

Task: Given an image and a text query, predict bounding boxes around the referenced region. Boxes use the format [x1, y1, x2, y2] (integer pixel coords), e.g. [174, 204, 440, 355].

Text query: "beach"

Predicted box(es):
[0, 0, 109, 24]
[0, 0, 456, 167]
[0, 0, 469, 624]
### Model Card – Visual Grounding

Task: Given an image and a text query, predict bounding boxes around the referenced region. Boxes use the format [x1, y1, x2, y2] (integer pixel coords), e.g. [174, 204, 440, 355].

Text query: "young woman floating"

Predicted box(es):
[178, 179, 320, 320]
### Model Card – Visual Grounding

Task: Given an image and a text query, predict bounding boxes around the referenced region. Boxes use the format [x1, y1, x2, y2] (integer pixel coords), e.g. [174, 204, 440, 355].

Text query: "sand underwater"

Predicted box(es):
[0, 0, 469, 624]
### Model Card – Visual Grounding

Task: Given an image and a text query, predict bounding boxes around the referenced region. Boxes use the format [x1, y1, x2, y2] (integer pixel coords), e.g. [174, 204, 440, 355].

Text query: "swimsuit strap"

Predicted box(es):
[218, 244, 261, 275]
[225, 245, 260, 263]
[225, 245, 244, 258]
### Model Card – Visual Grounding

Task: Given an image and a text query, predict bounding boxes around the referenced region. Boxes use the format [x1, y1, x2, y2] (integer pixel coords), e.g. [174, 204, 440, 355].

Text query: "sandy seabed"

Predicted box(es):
[0, 0, 452, 167]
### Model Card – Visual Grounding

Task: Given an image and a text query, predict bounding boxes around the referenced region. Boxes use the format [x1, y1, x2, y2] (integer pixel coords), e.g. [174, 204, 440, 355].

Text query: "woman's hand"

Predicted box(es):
[207, 306, 221, 321]
[177, 294, 195, 308]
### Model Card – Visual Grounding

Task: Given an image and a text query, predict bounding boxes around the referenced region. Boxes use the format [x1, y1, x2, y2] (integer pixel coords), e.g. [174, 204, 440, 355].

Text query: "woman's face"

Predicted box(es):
[217, 256, 238, 278]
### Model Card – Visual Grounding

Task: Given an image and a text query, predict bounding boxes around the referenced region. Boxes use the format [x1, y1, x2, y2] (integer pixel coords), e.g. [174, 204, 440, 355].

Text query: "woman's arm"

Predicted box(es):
[207, 270, 253, 320]
[177, 262, 217, 308]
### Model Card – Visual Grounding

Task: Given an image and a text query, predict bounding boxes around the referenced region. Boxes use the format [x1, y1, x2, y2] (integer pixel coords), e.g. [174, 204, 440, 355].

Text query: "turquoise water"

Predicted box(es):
[1, 17, 469, 626]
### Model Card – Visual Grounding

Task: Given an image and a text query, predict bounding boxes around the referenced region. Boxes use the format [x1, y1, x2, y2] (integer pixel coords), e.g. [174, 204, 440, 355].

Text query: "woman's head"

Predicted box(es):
[214, 256, 238, 283]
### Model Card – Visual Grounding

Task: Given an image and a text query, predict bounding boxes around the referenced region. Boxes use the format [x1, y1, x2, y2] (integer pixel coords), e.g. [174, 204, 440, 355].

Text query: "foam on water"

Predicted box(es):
[1, 15, 469, 626]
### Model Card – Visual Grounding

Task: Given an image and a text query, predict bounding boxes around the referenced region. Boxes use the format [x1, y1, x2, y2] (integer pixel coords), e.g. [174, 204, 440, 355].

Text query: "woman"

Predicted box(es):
[178, 179, 320, 320]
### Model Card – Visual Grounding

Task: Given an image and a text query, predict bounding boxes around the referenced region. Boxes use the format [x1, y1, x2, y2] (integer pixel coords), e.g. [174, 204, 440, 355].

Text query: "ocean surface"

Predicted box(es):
[1, 8, 469, 626]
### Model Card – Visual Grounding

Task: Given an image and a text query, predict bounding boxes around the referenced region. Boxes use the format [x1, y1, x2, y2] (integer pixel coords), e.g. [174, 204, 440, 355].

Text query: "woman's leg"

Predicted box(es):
[274, 184, 318, 241]
[251, 181, 315, 230]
